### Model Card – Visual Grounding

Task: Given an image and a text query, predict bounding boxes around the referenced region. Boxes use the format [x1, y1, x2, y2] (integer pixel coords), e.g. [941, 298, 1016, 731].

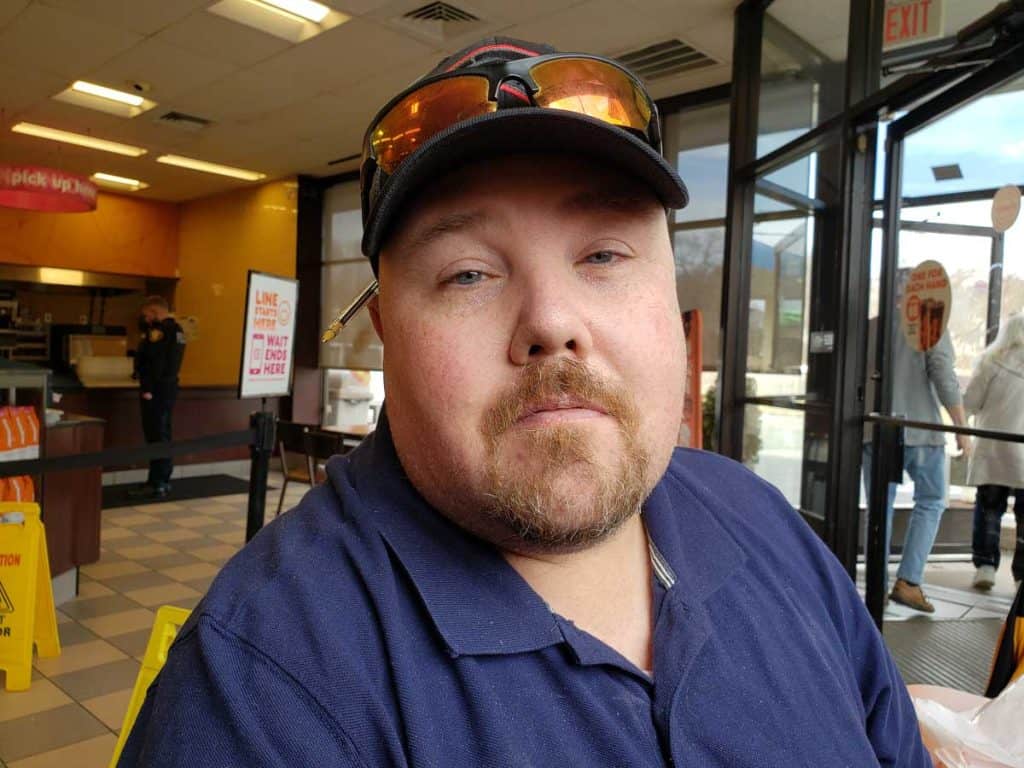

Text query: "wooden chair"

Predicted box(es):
[303, 429, 350, 485]
[275, 420, 313, 516]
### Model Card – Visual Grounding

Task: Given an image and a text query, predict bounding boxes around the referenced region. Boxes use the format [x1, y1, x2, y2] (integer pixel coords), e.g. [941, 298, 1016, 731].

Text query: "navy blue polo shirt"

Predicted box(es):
[120, 411, 930, 767]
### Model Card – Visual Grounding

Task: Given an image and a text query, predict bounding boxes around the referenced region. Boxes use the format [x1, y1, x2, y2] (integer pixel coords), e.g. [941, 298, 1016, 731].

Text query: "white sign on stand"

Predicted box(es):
[238, 271, 299, 399]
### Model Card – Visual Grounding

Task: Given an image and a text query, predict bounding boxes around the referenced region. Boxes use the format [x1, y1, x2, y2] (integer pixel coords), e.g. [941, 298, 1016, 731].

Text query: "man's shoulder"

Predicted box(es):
[188, 476, 388, 650]
[659, 447, 827, 563]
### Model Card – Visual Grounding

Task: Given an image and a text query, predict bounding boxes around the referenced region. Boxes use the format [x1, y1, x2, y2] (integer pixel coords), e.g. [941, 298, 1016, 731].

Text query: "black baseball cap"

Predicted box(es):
[359, 37, 689, 270]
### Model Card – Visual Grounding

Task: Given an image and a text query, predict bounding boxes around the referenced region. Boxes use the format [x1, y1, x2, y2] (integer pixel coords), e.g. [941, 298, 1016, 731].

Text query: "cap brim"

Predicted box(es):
[362, 108, 689, 260]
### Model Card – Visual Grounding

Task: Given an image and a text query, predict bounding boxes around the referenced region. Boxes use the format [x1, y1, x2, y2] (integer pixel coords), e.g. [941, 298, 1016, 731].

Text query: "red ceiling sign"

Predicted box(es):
[0, 165, 97, 213]
[884, 0, 944, 50]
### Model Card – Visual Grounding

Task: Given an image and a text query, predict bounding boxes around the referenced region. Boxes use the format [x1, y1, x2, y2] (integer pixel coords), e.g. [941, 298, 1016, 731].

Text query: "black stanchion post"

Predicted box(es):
[246, 410, 275, 543]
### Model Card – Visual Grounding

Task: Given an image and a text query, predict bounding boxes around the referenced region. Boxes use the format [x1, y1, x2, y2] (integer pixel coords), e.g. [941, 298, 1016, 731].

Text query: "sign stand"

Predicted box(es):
[0, 502, 60, 691]
[237, 272, 298, 541]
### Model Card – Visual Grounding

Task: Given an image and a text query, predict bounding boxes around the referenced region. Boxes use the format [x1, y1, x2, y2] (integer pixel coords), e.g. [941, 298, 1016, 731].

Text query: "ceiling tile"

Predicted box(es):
[153, 10, 294, 68]
[0, 4, 143, 78]
[0, 0, 28, 29]
[676, 16, 734, 65]
[0, 61, 68, 116]
[504, 0, 667, 59]
[85, 39, 241, 102]
[239, 17, 439, 95]
[36, 0, 207, 36]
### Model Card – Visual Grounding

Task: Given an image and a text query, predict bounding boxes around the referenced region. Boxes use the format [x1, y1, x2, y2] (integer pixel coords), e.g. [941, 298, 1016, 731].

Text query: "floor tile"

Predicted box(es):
[79, 562, 148, 581]
[132, 552, 201, 570]
[54, 622, 100, 648]
[100, 526, 135, 542]
[114, 544, 177, 560]
[79, 609, 156, 639]
[122, 583, 202, 608]
[139, 502, 185, 513]
[0, 679, 72, 723]
[143, 529, 204, 544]
[124, 521, 177, 535]
[210, 531, 245, 545]
[33, 639, 127, 678]
[158, 562, 222, 582]
[7, 732, 117, 768]
[58, 595, 142, 622]
[48, 658, 140, 701]
[99, 570, 176, 594]
[104, 628, 152, 660]
[0, 704, 108, 763]
[112, 513, 160, 527]
[104, 536, 158, 553]
[189, 544, 239, 562]
[172, 515, 222, 528]
[182, 576, 215, 594]
[75, 581, 114, 599]
[81, 688, 133, 732]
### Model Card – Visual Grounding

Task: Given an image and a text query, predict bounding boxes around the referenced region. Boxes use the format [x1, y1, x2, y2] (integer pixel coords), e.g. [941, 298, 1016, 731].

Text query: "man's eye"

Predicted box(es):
[584, 251, 618, 265]
[449, 270, 484, 286]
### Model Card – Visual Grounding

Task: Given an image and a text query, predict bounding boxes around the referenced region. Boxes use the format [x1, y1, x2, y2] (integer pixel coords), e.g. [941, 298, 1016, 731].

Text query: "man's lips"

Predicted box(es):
[515, 397, 609, 427]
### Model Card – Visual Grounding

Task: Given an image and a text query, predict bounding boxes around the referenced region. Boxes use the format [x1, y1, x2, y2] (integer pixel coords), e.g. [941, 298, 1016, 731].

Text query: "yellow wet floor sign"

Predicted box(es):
[0, 502, 60, 691]
[109, 605, 191, 768]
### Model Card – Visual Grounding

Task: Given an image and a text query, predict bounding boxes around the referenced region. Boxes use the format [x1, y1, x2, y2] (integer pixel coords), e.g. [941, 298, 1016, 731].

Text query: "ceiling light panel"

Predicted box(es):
[156, 154, 266, 181]
[207, 0, 350, 43]
[11, 122, 147, 157]
[91, 172, 149, 191]
[53, 80, 157, 118]
[262, 0, 331, 22]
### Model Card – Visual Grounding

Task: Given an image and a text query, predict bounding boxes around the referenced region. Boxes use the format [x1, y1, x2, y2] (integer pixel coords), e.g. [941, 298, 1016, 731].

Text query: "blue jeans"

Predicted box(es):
[972, 485, 1024, 583]
[862, 443, 948, 588]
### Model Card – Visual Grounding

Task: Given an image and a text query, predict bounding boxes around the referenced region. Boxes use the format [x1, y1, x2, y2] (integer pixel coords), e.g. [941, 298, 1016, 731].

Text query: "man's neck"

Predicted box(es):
[503, 514, 654, 671]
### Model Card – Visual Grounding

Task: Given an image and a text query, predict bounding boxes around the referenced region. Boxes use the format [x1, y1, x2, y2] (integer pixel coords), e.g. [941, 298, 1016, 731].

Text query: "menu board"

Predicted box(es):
[238, 271, 299, 399]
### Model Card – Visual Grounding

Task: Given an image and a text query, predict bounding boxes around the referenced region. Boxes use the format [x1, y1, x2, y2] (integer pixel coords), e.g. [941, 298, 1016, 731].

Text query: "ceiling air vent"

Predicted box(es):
[403, 1, 478, 23]
[154, 111, 212, 133]
[615, 39, 716, 81]
[395, 1, 482, 41]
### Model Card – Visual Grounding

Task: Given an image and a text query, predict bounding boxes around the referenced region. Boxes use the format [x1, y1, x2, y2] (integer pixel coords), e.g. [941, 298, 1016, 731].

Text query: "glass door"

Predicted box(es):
[865, 67, 1024, 624]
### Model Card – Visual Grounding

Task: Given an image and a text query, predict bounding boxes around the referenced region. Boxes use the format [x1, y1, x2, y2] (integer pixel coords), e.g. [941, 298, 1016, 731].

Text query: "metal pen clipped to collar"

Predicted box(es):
[321, 280, 379, 343]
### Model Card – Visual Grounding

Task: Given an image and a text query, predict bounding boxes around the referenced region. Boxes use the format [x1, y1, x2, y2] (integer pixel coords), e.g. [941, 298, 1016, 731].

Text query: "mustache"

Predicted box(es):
[482, 357, 637, 439]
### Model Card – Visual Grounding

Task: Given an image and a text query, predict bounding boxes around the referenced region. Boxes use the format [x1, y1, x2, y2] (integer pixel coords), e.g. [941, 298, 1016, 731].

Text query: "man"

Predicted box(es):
[863, 279, 970, 613]
[120, 39, 929, 766]
[130, 296, 185, 499]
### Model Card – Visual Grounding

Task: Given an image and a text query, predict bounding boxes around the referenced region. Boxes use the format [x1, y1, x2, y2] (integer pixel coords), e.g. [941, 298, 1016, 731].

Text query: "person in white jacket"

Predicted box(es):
[964, 312, 1024, 590]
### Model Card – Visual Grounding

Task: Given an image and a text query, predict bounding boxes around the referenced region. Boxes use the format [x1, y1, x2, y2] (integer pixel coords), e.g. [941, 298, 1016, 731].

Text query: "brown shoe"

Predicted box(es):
[890, 579, 935, 613]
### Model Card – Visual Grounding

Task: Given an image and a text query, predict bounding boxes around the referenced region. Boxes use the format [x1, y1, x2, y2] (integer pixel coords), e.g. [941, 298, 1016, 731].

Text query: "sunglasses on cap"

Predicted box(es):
[360, 53, 661, 182]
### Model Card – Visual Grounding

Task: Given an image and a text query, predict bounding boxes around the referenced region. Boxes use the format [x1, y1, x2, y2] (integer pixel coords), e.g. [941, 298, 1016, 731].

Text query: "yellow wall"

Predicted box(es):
[175, 180, 297, 387]
[0, 192, 179, 277]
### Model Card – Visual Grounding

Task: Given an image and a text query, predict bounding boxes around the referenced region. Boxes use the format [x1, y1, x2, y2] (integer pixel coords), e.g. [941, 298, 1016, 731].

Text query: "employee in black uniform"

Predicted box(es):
[130, 296, 186, 499]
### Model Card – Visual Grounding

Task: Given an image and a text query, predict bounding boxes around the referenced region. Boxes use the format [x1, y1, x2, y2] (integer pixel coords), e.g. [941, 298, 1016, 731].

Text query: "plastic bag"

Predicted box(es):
[912, 676, 1024, 767]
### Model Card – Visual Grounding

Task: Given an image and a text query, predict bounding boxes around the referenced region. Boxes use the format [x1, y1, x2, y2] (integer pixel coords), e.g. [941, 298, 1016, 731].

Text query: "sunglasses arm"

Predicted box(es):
[321, 280, 380, 343]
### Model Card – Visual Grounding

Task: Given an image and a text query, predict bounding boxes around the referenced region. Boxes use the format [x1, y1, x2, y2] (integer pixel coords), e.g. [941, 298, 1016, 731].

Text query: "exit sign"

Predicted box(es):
[884, 0, 943, 50]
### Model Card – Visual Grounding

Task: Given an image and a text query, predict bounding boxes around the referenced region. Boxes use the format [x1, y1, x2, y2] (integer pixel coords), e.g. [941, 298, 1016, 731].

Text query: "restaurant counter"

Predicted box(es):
[43, 413, 104, 578]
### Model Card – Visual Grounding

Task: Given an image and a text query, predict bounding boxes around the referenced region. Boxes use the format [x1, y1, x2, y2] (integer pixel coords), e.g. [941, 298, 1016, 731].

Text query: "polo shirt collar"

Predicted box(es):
[333, 407, 563, 658]
[331, 408, 747, 657]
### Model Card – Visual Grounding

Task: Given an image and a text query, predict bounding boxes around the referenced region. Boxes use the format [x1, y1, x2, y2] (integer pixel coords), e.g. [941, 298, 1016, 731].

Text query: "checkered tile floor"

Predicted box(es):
[0, 472, 307, 768]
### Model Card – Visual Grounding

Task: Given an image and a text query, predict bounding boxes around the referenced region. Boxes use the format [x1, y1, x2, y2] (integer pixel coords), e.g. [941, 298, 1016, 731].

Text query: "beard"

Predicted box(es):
[480, 357, 650, 554]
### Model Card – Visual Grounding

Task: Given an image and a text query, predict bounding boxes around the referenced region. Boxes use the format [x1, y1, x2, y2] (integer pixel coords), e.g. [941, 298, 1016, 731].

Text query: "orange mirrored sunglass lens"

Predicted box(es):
[371, 75, 495, 174]
[530, 58, 651, 131]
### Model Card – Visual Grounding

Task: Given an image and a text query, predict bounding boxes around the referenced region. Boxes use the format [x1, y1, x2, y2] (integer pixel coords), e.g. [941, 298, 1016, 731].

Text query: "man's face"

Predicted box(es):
[372, 154, 686, 554]
[141, 306, 158, 324]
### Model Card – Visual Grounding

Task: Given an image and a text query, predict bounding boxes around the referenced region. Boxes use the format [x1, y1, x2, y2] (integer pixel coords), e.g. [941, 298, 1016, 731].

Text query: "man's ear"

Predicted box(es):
[368, 294, 383, 341]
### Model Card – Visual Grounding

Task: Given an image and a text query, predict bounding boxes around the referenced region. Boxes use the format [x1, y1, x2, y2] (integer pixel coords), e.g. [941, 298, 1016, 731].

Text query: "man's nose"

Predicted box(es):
[508, 274, 593, 366]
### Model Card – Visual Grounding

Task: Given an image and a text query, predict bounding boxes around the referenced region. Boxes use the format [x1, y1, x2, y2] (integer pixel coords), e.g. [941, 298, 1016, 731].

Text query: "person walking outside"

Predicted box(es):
[965, 312, 1024, 591]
